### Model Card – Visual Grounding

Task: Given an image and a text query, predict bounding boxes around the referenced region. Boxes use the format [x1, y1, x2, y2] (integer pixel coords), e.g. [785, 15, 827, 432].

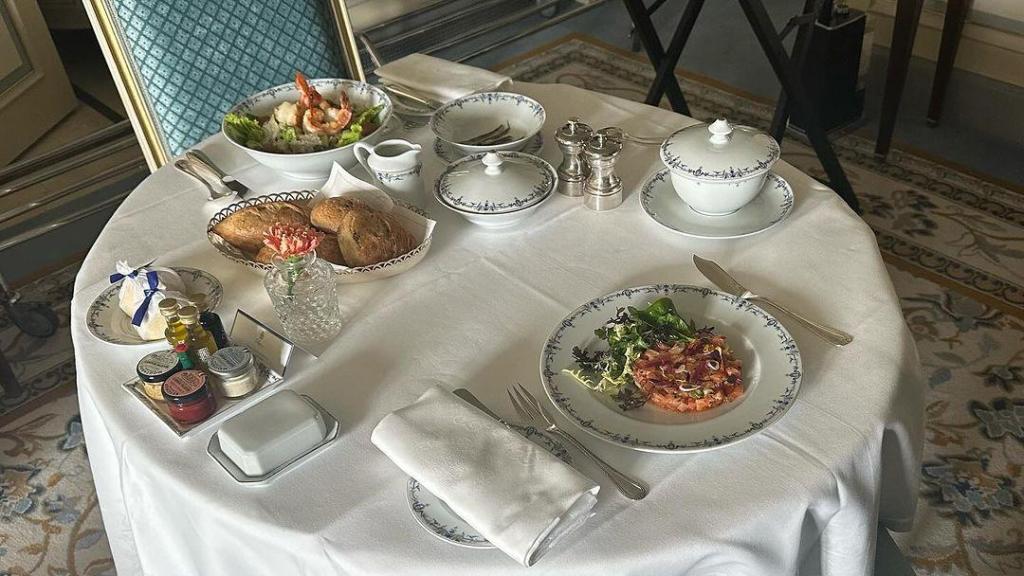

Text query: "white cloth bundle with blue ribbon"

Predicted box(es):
[110, 261, 187, 340]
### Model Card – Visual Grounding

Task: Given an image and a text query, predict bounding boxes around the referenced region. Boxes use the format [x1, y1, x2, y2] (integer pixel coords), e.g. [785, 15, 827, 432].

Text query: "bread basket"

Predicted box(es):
[207, 191, 432, 283]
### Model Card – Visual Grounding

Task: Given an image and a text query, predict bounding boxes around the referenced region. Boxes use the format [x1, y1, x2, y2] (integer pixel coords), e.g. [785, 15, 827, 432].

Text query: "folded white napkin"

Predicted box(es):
[371, 386, 599, 566]
[375, 53, 512, 102]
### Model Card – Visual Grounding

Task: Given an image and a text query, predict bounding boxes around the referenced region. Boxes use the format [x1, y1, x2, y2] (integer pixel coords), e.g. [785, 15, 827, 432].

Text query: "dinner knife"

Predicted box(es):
[693, 254, 854, 347]
[453, 388, 506, 424]
[184, 149, 250, 198]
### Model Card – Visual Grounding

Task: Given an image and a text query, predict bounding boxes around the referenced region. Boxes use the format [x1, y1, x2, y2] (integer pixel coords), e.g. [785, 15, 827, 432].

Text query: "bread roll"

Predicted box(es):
[213, 202, 309, 253]
[317, 233, 346, 265]
[337, 205, 417, 267]
[310, 197, 361, 232]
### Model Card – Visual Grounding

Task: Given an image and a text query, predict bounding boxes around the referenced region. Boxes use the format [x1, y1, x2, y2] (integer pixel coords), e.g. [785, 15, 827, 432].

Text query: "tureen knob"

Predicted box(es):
[482, 151, 504, 175]
[708, 118, 733, 145]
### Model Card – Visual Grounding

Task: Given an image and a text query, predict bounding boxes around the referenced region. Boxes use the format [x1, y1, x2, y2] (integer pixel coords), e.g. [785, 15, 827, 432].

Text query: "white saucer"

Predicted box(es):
[640, 169, 794, 239]
[433, 133, 543, 164]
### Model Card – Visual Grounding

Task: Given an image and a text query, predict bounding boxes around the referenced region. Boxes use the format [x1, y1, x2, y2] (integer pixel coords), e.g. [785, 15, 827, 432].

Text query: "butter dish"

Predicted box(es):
[208, 392, 339, 485]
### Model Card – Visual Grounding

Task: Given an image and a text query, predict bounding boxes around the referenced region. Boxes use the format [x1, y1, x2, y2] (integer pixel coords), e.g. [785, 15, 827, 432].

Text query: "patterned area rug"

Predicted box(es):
[0, 263, 114, 575]
[1, 34, 1021, 576]
[497, 34, 1024, 575]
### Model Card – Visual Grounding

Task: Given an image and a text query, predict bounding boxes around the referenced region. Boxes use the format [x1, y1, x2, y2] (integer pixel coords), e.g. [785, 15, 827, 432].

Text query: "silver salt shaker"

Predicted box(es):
[582, 129, 623, 211]
[554, 118, 594, 197]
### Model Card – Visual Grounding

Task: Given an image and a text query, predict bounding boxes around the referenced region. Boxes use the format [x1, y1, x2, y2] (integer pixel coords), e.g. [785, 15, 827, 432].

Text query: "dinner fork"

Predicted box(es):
[507, 383, 649, 500]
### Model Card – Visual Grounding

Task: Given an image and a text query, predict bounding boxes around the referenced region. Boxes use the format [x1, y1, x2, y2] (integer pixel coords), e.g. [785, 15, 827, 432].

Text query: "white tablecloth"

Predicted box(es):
[71, 82, 924, 576]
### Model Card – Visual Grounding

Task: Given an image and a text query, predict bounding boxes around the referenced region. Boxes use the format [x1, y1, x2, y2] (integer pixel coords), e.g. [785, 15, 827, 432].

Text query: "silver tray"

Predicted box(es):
[122, 358, 283, 438]
[207, 394, 339, 485]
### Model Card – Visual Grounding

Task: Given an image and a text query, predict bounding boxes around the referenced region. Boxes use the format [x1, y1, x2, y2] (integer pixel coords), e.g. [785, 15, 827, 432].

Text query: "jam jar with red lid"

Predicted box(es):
[162, 370, 217, 424]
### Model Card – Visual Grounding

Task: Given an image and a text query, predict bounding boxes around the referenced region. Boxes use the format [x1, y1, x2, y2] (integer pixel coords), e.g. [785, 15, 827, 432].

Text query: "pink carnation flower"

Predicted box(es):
[263, 224, 324, 260]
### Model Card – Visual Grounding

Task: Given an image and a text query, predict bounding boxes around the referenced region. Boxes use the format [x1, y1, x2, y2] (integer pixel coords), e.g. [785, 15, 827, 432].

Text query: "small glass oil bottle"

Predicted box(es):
[187, 293, 228, 349]
[159, 298, 189, 348]
[178, 305, 218, 368]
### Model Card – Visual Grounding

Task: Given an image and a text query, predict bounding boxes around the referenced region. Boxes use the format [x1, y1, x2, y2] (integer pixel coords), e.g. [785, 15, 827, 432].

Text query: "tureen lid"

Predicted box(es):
[436, 151, 556, 214]
[659, 118, 780, 181]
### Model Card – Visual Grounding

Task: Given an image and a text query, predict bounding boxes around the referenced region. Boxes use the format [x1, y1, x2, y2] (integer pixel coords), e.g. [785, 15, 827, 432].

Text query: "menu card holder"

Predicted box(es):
[230, 309, 294, 378]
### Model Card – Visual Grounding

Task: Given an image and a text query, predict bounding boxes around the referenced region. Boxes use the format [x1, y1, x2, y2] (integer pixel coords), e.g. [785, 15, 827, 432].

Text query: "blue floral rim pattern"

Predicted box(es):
[660, 130, 780, 181]
[540, 285, 802, 452]
[435, 151, 555, 214]
[432, 133, 543, 164]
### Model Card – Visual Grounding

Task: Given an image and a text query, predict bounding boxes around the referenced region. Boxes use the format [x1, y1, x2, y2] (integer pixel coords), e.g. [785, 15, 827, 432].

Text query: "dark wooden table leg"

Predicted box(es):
[0, 348, 22, 400]
[622, 0, 691, 114]
[927, 0, 971, 126]
[739, 0, 859, 211]
[875, 0, 924, 157]
[769, 0, 822, 143]
[645, 0, 705, 107]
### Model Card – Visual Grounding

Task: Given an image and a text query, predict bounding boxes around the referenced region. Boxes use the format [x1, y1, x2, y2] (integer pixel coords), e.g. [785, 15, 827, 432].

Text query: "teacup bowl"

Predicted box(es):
[669, 172, 768, 216]
[429, 92, 545, 155]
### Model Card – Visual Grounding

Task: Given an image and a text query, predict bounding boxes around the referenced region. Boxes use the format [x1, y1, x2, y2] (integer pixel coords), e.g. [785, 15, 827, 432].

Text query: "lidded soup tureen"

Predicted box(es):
[659, 118, 780, 216]
[434, 150, 556, 229]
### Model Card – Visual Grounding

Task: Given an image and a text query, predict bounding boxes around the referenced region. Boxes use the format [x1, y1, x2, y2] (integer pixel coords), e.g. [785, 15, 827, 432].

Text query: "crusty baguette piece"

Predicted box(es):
[213, 201, 309, 254]
[317, 233, 346, 266]
[310, 197, 361, 232]
[336, 205, 417, 267]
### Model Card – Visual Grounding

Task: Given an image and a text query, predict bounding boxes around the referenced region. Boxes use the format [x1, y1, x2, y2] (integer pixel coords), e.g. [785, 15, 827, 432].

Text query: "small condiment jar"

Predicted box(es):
[208, 346, 258, 398]
[162, 370, 217, 425]
[136, 350, 181, 402]
[186, 293, 229, 349]
[583, 130, 624, 211]
[554, 118, 594, 197]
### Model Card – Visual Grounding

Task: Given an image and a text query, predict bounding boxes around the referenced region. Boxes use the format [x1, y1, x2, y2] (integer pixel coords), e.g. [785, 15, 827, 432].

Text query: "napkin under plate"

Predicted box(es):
[375, 54, 512, 102]
[371, 386, 599, 566]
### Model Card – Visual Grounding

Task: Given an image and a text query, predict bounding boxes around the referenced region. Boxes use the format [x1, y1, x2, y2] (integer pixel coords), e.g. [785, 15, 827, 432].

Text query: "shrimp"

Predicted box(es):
[296, 71, 354, 135]
[295, 71, 322, 110]
[302, 106, 352, 136]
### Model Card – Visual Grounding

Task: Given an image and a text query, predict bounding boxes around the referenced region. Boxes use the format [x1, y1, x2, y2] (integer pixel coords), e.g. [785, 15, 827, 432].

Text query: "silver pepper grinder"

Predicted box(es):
[582, 128, 623, 211]
[554, 118, 594, 197]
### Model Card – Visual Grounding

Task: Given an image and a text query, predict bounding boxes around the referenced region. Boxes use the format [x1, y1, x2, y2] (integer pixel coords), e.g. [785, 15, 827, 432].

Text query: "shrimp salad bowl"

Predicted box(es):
[222, 73, 393, 180]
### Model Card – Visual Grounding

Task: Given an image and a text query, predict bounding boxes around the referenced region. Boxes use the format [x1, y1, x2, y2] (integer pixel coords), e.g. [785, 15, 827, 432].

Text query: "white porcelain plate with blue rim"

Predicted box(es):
[406, 424, 571, 549]
[86, 268, 223, 346]
[540, 284, 802, 454]
[433, 133, 543, 164]
[640, 169, 795, 239]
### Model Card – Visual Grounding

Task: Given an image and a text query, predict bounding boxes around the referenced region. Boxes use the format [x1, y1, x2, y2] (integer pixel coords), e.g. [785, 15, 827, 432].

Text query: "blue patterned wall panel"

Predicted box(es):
[104, 0, 347, 155]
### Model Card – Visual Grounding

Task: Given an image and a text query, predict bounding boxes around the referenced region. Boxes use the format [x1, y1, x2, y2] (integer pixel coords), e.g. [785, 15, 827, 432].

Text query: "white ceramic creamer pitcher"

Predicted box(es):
[353, 139, 424, 205]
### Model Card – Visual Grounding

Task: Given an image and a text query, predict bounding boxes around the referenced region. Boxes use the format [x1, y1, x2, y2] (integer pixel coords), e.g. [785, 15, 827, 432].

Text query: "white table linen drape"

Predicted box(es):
[71, 82, 923, 576]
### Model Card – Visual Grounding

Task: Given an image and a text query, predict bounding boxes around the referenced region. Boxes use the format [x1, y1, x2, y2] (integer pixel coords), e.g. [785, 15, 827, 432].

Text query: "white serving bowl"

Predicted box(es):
[223, 79, 393, 180]
[659, 118, 780, 216]
[429, 92, 545, 156]
[434, 151, 556, 229]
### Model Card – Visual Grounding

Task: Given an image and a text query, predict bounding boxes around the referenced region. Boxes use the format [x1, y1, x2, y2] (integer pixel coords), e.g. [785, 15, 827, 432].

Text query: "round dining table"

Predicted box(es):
[71, 81, 924, 576]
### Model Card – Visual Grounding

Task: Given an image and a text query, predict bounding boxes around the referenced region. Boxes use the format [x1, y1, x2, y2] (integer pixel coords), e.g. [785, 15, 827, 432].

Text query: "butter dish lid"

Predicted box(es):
[659, 118, 780, 181]
[216, 390, 328, 477]
[435, 151, 556, 215]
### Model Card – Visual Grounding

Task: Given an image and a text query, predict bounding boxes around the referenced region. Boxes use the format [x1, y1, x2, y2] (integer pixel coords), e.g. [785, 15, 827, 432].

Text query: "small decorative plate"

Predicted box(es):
[406, 424, 571, 548]
[433, 133, 543, 163]
[640, 169, 794, 239]
[541, 284, 802, 454]
[87, 267, 223, 346]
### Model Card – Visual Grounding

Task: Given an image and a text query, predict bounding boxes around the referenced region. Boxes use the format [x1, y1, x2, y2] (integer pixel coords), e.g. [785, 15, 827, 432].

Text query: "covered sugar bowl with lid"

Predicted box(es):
[659, 118, 781, 216]
[434, 150, 556, 229]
